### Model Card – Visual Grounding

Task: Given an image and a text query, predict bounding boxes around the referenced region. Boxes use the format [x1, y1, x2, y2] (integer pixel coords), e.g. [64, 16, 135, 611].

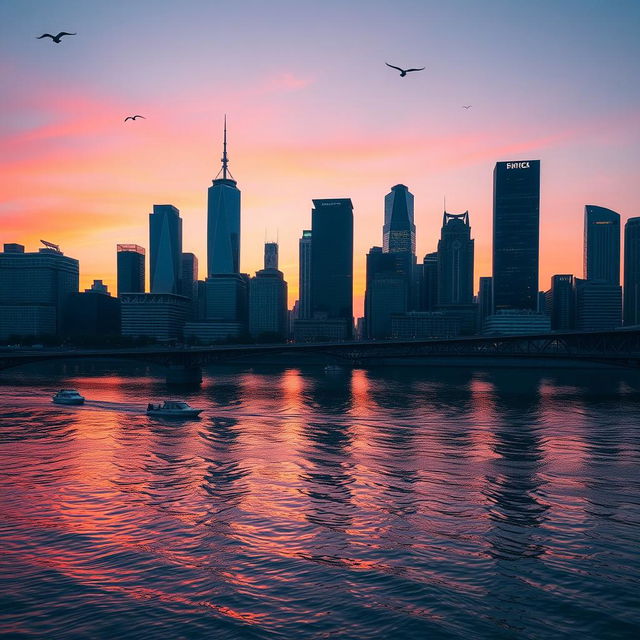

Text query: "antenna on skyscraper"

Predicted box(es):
[215, 114, 234, 181]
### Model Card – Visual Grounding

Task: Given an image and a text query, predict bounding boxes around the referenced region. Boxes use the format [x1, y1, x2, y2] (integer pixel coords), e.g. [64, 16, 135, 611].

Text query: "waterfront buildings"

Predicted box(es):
[149, 204, 182, 294]
[492, 160, 540, 312]
[307, 198, 353, 340]
[623, 217, 640, 326]
[65, 281, 120, 338]
[0, 242, 79, 339]
[482, 309, 551, 336]
[391, 311, 461, 340]
[298, 230, 312, 320]
[575, 279, 622, 331]
[584, 205, 620, 285]
[120, 293, 189, 342]
[437, 211, 474, 306]
[207, 118, 241, 276]
[116, 244, 145, 296]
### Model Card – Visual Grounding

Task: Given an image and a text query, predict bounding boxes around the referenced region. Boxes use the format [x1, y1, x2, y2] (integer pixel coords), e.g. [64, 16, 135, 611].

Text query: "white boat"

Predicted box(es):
[52, 389, 85, 405]
[146, 400, 202, 418]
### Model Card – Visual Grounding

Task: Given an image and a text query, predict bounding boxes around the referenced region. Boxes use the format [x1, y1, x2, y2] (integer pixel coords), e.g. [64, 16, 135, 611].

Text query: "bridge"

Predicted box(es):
[1, 329, 639, 383]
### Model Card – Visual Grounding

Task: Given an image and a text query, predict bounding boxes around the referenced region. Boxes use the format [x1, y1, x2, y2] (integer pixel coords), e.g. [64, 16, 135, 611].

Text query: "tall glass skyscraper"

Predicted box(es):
[310, 199, 353, 335]
[298, 230, 312, 320]
[437, 211, 474, 305]
[207, 117, 241, 276]
[624, 217, 640, 326]
[493, 160, 540, 311]
[116, 244, 145, 296]
[383, 184, 415, 255]
[584, 205, 620, 285]
[149, 204, 182, 294]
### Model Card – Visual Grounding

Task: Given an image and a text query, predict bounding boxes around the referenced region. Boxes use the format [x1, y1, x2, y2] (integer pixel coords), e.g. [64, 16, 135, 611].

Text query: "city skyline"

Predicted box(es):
[2, 1, 639, 316]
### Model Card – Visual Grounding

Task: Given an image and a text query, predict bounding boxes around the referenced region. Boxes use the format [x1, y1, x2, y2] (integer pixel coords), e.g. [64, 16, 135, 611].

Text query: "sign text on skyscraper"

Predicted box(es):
[506, 162, 531, 169]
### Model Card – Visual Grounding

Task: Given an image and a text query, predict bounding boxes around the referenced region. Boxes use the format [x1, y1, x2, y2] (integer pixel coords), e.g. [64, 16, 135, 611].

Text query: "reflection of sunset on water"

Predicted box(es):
[1, 364, 640, 637]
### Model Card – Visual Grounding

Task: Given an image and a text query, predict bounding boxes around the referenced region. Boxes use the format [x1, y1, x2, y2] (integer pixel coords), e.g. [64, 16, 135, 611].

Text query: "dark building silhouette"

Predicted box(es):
[575, 278, 622, 331]
[249, 243, 288, 341]
[493, 160, 540, 311]
[180, 252, 198, 298]
[478, 276, 493, 324]
[264, 242, 278, 270]
[383, 184, 416, 308]
[421, 252, 438, 311]
[121, 293, 189, 342]
[207, 117, 240, 276]
[309, 198, 353, 339]
[65, 280, 120, 339]
[545, 275, 575, 331]
[149, 204, 182, 294]
[298, 230, 312, 320]
[584, 205, 620, 285]
[624, 217, 640, 326]
[0, 242, 79, 339]
[116, 244, 145, 296]
[364, 247, 408, 339]
[437, 211, 474, 305]
[384, 184, 415, 255]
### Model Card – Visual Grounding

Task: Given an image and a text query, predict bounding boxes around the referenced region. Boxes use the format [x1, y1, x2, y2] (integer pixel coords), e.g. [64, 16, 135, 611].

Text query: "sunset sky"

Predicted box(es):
[2, 0, 639, 314]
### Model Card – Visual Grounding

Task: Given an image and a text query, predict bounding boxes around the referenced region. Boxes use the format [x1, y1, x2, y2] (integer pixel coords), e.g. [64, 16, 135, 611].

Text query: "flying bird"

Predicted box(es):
[124, 115, 146, 122]
[385, 62, 425, 77]
[36, 32, 76, 43]
[462, 105, 472, 109]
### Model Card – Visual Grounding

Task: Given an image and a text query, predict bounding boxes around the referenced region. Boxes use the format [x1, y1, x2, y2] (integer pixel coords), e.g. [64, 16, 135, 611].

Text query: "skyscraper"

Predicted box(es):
[383, 184, 416, 308]
[584, 205, 620, 285]
[421, 252, 438, 311]
[249, 243, 288, 341]
[310, 198, 353, 338]
[546, 274, 575, 331]
[264, 242, 278, 270]
[364, 247, 407, 339]
[298, 230, 312, 320]
[117, 244, 145, 296]
[383, 184, 415, 255]
[437, 211, 474, 305]
[207, 117, 241, 276]
[623, 217, 640, 326]
[149, 204, 182, 294]
[180, 252, 198, 298]
[493, 160, 540, 311]
[478, 277, 493, 323]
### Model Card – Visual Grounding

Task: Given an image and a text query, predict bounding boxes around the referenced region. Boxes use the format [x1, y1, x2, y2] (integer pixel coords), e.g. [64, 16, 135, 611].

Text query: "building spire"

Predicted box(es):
[215, 114, 234, 181]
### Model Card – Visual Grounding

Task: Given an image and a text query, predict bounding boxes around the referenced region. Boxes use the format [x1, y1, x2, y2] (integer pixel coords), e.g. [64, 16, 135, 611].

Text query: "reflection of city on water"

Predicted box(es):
[1, 363, 640, 638]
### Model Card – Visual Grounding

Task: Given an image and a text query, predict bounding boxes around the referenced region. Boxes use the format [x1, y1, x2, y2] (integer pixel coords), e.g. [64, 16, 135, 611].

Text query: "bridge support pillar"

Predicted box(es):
[166, 365, 202, 386]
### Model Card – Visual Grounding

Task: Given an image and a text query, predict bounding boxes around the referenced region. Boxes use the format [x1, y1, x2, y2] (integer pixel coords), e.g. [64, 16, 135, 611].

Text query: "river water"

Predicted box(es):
[1, 363, 639, 639]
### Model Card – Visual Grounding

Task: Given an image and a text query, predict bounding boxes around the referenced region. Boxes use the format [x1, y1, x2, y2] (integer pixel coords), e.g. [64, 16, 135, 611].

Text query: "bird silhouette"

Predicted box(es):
[385, 62, 425, 77]
[36, 32, 76, 43]
[462, 105, 472, 109]
[124, 115, 146, 122]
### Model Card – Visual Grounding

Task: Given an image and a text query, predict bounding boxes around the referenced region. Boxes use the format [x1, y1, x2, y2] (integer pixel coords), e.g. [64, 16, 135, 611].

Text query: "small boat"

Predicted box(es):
[146, 400, 202, 418]
[52, 389, 85, 405]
